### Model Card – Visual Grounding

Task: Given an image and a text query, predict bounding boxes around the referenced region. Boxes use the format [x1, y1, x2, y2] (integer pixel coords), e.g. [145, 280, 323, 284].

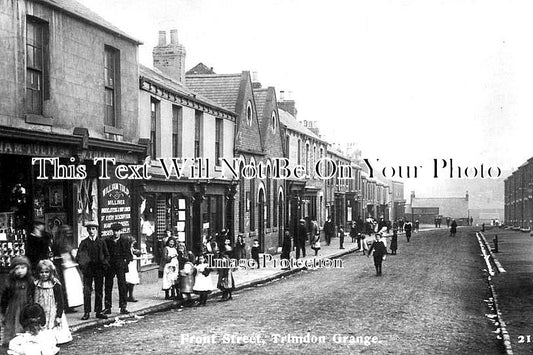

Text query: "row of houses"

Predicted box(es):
[0, 0, 404, 280]
[504, 158, 533, 228]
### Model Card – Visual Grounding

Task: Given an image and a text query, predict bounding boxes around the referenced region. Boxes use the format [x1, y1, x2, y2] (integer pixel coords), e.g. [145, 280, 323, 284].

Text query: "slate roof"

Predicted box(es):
[186, 63, 216, 75]
[140, 65, 235, 116]
[37, 0, 142, 44]
[278, 109, 324, 142]
[185, 74, 242, 112]
[253, 88, 268, 123]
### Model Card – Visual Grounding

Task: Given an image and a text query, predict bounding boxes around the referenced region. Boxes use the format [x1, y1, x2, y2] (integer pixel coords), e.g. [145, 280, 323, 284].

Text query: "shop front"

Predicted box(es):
[0, 128, 145, 276]
[139, 178, 236, 281]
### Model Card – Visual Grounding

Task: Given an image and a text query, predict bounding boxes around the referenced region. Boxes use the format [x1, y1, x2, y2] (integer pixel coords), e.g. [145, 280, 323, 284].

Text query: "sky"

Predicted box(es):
[77, 0, 533, 195]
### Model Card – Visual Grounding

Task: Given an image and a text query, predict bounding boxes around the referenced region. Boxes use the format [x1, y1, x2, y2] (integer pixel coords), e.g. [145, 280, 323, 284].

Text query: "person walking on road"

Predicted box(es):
[404, 221, 412, 242]
[323, 216, 334, 246]
[338, 225, 345, 249]
[295, 219, 308, 259]
[280, 230, 292, 269]
[450, 220, 458, 237]
[368, 233, 388, 276]
[390, 229, 398, 255]
[446, 217, 451, 228]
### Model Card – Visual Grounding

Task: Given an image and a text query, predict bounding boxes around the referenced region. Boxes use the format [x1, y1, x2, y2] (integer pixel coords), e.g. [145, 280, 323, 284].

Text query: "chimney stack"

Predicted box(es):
[158, 31, 166, 46]
[170, 29, 178, 44]
[153, 29, 187, 84]
[252, 71, 261, 89]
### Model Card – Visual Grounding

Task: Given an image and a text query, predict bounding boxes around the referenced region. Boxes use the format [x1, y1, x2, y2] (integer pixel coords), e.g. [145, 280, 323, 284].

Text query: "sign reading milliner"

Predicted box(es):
[99, 173, 131, 238]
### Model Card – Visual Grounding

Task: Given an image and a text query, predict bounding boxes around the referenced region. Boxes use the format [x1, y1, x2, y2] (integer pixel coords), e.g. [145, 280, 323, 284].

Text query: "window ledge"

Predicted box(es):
[25, 114, 53, 126]
[104, 125, 124, 136]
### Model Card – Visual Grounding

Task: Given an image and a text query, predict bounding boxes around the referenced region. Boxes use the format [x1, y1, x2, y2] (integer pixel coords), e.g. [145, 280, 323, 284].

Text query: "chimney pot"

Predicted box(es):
[170, 29, 178, 44]
[158, 31, 167, 46]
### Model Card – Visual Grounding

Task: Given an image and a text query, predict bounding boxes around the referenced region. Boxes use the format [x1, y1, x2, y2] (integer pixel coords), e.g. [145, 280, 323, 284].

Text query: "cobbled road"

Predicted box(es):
[63, 228, 501, 355]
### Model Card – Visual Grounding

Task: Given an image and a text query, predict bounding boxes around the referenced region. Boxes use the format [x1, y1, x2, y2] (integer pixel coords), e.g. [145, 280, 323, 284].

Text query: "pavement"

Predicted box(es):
[479, 226, 533, 354]
[67, 224, 442, 333]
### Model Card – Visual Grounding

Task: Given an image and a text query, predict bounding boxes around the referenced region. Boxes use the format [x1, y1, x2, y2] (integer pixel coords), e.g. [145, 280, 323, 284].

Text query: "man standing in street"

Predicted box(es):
[103, 223, 132, 315]
[76, 221, 109, 320]
[295, 219, 308, 259]
[323, 216, 335, 246]
[26, 221, 52, 272]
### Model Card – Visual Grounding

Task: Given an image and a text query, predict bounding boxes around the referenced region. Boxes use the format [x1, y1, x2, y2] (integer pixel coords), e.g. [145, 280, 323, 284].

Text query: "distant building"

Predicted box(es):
[408, 191, 470, 225]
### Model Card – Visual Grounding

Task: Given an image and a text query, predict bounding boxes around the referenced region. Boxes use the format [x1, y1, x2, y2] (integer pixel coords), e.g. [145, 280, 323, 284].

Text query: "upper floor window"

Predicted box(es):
[215, 118, 223, 165]
[172, 105, 182, 157]
[26, 17, 48, 115]
[150, 98, 159, 158]
[246, 101, 253, 126]
[194, 111, 203, 158]
[104, 46, 120, 126]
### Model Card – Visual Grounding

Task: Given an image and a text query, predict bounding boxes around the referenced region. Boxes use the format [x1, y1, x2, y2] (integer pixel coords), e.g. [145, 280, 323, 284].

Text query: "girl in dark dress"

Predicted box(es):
[0, 256, 35, 346]
[367, 233, 388, 276]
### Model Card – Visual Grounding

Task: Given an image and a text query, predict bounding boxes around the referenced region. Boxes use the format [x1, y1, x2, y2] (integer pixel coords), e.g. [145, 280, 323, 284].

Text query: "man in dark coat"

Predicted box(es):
[103, 223, 133, 315]
[404, 221, 412, 242]
[76, 221, 110, 320]
[323, 216, 335, 246]
[280, 230, 292, 270]
[450, 220, 458, 237]
[25, 221, 52, 272]
[295, 219, 308, 259]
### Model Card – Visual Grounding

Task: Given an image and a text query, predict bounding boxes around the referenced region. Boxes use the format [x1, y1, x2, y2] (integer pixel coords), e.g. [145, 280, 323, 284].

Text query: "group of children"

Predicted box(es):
[1, 255, 71, 354]
[161, 237, 235, 307]
[160, 234, 264, 306]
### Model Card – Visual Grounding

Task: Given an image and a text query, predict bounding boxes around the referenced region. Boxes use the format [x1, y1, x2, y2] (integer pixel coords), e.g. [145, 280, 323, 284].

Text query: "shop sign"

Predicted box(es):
[0, 141, 71, 157]
[99, 175, 132, 237]
[84, 150, 138, 164]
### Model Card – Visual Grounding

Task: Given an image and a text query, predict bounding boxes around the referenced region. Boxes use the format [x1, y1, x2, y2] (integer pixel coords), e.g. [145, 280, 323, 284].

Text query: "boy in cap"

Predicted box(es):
[103, 222, 133, 315]
[76, 221, 109, 320]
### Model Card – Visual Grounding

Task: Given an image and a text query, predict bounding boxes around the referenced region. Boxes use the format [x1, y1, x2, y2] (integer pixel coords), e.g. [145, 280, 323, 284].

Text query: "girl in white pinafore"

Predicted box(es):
[162, 237, 179, 300]
[193, 255, 212, 306]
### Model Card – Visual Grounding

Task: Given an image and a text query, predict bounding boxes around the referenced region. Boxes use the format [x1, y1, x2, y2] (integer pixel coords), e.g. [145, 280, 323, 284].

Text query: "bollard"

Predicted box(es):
[482, 223, 485, 232]
[493, 235, 498, 253]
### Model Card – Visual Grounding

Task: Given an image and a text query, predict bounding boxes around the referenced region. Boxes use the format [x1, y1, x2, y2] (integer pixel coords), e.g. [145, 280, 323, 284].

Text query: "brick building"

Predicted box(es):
[252, 83, 286, 246]
[186, 67, 282, 254]
[407, 191, 470, 225]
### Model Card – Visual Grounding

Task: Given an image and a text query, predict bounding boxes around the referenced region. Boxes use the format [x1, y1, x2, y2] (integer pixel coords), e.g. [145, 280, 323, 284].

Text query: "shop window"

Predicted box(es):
[239, 174, 245, 233]
[250, 178, 255, 231]
[26, 17, 49, 115]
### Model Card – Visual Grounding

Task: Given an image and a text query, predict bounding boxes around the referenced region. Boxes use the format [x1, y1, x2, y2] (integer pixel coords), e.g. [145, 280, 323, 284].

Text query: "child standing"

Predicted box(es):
[192, 255, 212, 306]
[217, 253, 235, 301]
[179, 261, 196, 306]
[162, 237, 178, 300]
[34, 260, 65, 331]
[1, 256, 35, 346]
[234, 235, 246, 260]
[125, 239, 142, 302]
[7, 303, 59, 355]
[251, 239, 260, 268]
